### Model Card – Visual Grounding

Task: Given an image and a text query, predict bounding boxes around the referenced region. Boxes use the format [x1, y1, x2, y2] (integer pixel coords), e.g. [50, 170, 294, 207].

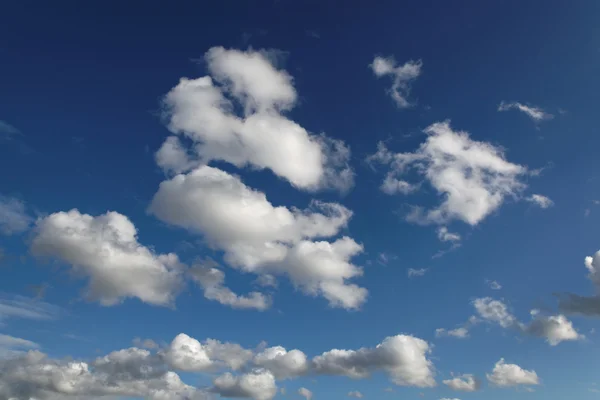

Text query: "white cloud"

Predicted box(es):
[437, 227, 461, 243]
[348, 390, 363, 398]
[0, 195, 32, 235]
[380, 175, 419, 195]
[190, 263, 271, 311]
[133, 338, 159, 349]
[312, 334, 435, 387]
[159, 47, 353, 192]
[30, 210, 184, 307]
[0, 294, 61, 323]
[525, 194, 554, 209]
[408, 268, 428, 278]
[435, 327, 469, 339]
[163, 333, 253, 372]
[498, 101, 553, 122]
[149, 166, 366, 310]
[212, 370, 277, 400]
[368, 121, 527, 226]
[486, 358, 539, 387]
[525, 311, 583, 346]
[560, 250, 600, 316]
[253, 346, 309, 379]
[370, 56, 422, 108]
[472, 298, 517, 328]
[443, 374, 480, 392]
[0, 334, 39, 359]
[0, 349, 207, 400]
[298, 387, 313, 400]
[485, 280, 502, 290]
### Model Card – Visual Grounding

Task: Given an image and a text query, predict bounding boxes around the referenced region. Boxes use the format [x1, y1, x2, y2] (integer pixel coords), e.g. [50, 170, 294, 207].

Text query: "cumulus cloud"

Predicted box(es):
[368, 121, 527, 226]
[312, 335, 435, 387]
[498, 101, 553, 122]
[560, 251, 600, 316]
[348, 391, 363, 398]
[0, 349, 206, 400]
[159, 47, 353, 192]
[163, 333, 253, 372]
[473, 297, 518, 328]
[190, 262, 271, 311]
[525, 194, 553, 209]
[486, 358, 539, 387]
[149, 166, 366, 310]
[442, 374, 480, 392]
[524, 310, 583, 346]
[0, 195, 32, 235]
[370, 56, 422, 108]
[212, 370, 277, 400]
[253, 346, 309, 379]
[30, 210, 184, 307]
[0, 334, 39, 358]
[298, 387, 313, 400]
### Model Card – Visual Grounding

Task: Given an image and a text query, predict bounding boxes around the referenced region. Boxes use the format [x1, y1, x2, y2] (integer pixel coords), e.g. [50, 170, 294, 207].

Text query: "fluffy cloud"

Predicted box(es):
[298, 387, 313, 400]
[312, 335, 435, 387]
[498, 101, 553, 122]
[253, 346, 309, 379]
[368, 121, 527, 226]
[159, 47, 353, 192]
[442, 374, 480, 392]
[560, 250, 600, 316]
[0, 334, 39, 358]
[486, 359, 539, 387]
[190, 263, 271, 311]
[0, 195, 32, 235]
[212, 370, 277, 400]
[472, 298, 517, 328]
[149, 166, 366, 309]
[525, 194, 554, 209]
[348, 391, 363, 398]
[30, 210, 184, 307]
[370, 56, 422, 108]
[163, 333, 253, 372]
[0, 349, 206, 400]
[524, 310, 583, 346]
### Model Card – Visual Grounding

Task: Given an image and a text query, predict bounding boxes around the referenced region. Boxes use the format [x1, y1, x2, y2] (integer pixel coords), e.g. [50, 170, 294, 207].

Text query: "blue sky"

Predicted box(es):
[1, 1, 600, 399]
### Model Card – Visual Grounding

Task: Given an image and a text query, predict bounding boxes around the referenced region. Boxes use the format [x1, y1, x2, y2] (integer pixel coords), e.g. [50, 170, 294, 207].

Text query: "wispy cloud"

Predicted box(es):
[407, 268, 428, 278]
[525, 194, 554, 209]
[0, 195, 33, 235]
[498, 101, 553, 123]
[0, 294, 62, 324]
[370, 56, 422, 108]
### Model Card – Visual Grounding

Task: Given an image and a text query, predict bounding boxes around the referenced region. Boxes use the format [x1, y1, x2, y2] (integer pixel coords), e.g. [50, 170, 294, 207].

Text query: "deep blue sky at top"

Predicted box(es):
[1, 1, 600, 399]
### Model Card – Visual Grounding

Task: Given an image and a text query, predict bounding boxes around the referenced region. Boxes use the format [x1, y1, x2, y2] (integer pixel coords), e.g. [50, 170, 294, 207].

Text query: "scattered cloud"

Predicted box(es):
[525, 194, 554, 209]
[31, 210, 185, 307]
[560, 250, 600, 316]
[498, 101, 553, 123]
[408, 268, 428, 278]
[348, 390, 363, 398]
[437, 227, 461, 243]
[190, 261, 271, 311]
[0, 195, 32, 235]
[149, 166, 366, 310]
[0, 120, 20, 139]
[486, 358, 540, 387]
[0, 334, 39, 358]
[485, 280, 502, 290]
[368, 121, 527, 226]
[254, 346, 309, 379]
[211, 370, 277, 400]
[473, 297, 517, 328]
[443, 374, 480, 392]
[312, 334, 436, 387]
[298, 387, 313, 400]
[132, 338, 159, 349]
[0, 294, 61, 324]
[158, 47, 354, 193]
[370, 56, 422, 108]
[435, 327, 469, 339]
